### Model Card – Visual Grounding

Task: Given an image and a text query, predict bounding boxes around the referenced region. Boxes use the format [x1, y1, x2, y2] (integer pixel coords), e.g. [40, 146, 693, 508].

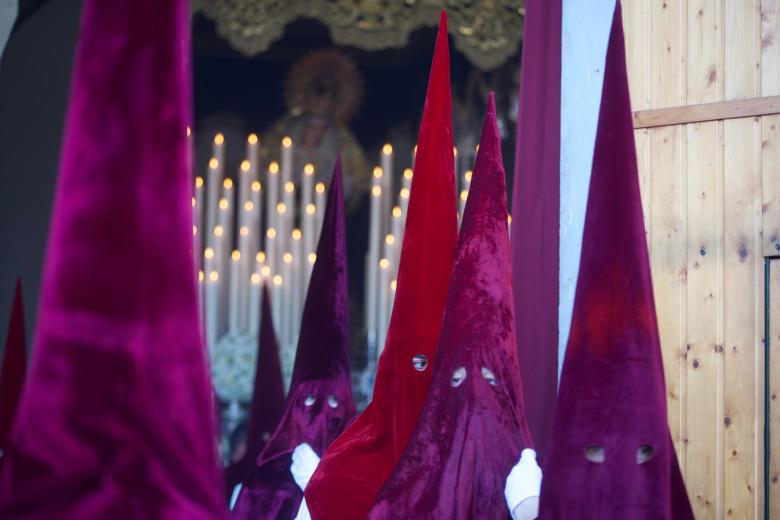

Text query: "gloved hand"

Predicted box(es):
[504, 448, 543, 520]
[291, 442, 321, 492]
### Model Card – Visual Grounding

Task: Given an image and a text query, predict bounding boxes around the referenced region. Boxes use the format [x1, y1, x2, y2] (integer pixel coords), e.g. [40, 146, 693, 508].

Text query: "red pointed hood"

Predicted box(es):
[369, 93, 533, 519]
[232, 160, 355, 520]
[0, 279, 26, 451]
[305, 12, 457, 520]
[0, 0, 227, 517]
[539, 4, 693, 518]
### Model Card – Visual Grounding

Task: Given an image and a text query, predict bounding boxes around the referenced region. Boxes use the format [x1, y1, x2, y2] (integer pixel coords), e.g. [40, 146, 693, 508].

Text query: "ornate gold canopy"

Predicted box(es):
[193, 0, 525, 71]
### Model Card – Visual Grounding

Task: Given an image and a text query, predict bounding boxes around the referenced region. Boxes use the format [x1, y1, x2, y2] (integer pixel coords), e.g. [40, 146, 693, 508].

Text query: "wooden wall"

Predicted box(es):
[621, 1, 780, 518]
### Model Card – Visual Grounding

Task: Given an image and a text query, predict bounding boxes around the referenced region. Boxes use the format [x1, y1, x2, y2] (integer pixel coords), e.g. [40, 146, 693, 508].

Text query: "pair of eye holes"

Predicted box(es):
[303, 395, 339, 408]
[409, 355, 498, 387]
[584, 444, 655, 464]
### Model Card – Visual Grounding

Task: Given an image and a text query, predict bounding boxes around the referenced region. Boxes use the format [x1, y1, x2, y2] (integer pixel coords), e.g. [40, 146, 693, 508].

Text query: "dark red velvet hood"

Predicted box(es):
[0, 1, 227, 517]
[369, 94, 533, 520]
[233, 161, 355, 520]
[538, 4, 693, 519]
[0, 279, 26, 452]
[305, 12, 458, 520]
[225, 287, 286, 493]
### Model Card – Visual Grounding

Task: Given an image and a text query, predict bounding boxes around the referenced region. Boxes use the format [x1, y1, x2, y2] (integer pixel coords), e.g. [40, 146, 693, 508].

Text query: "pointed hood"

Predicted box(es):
[369, 94, 533, 520]
[0, 0, 227, 517]
[233, 160, 355, 520]
[0, 279, 26, 451]
[539, 4, 693, 518]
[225, 287, 286, 493]
[305, 12, 458, 520]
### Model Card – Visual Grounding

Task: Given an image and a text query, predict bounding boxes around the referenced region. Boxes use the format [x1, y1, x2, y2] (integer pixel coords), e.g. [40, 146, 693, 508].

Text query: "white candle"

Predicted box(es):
[291, 229, 303, 335]
[282, 181, 296, 255]
[266, 161, 280, 273]
[238, 223, 251, 330]
[390, 206, 402, 272]
[377, 257, 391, 354]
[366, 180, 382, 336]
[248, 266, 262, 337]
[459, 188, 468, 220]
[315, 182, 326, 239]
[381, 144, 393, 237]
[206, 270, 220, 351]
[281, 251, 293, 346]
[453, 146, 459, 190]
[302, 163, 315, 272]
[400, 167, 412, 224]
[197, 269, 205, 336]
[229, 250, 241, 335]
[372, 166, 385, 237]
[266, 227, 277, 283]
[272, 273, 283, 349]
[216, 178, 234, 275]
[281, 136, 293, 186]
[276, 201, 288, 274]
[192, 195, 201, 273]
[250, 180, 262, 260]
[206, 157, 221, 250]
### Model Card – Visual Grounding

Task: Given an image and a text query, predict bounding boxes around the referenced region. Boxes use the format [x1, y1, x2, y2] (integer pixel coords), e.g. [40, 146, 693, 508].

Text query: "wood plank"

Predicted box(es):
[763, 0, 780, 97]
[650, 0, 684, 109]
[622, 0, 649, 111]
[649, 125, 687, 469]
[723, 117, 761, 520]
[685, 120, 721, 518]
[633, 95, 780, 128]
[763, 115, 780, 257]
[686, 0, 720, 104]
[769, 258, 780, 518]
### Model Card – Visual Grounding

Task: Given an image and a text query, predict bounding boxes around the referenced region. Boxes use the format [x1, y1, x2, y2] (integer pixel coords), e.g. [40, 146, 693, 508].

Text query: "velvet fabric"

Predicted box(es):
[225, 287, 286, 495]
[233, 162, 355, 520]
[538, 5, 693, 519]
[510, 0, 562, 457]
[369, 94, 533, 520]
[0, 278, 26, 451]
[305, 12, 457, 520]
[0, 1, 227, 517]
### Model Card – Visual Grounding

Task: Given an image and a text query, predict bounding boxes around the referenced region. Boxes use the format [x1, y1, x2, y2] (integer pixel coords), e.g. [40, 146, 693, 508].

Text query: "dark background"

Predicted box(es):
[0, 0, 520, 351]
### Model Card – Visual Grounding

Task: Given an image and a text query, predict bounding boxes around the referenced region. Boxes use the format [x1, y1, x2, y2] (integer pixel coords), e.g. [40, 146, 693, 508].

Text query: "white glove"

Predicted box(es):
[290, 443, 321, 492]
[294, 497, 312, 520]
[504, 449, 543, 520]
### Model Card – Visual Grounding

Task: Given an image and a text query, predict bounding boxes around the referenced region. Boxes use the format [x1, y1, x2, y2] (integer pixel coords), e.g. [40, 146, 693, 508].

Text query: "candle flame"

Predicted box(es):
[385, 234, 395, 245]
[306, 203, 316, 215]
[371, 186, 382, 197]
[240, 160, 251, 172]
[251, 180, 262, 192]
[231, 250, 241, 261]
[292, 228, 302, 240]
[413, 144, 418, 156]
[214, 133, 224, 145]
[282, 136, 293, 148]
[240, 226, 249, 237]
[476, 144, 480, 153]
[453, 146, 458, 157]
[244, 201, 254, 212]
[209, 271, 219, 282]
[283, 252, 293, 264]
[379, 258, 390, 269]
[251, 273, 261, 284]
[276, 202, 287, 214]
[284, 181, 295, 193]
[308, 252, 317, 264]
[464, 170, 473, 182]
[223, 178, 233, 189]
[392, 206, 402, 218]
[273, 274, 283, 286]
[400, 188, 410, 199]
[267, 228, 277, 239]
[191, 196, 196, 208]
[209, 157, 219, 170]
[195, 176, 204, 188]
[460, 190, 468, 202]
[390, 280, 397, 291]
[304, 163, 315, 176]
[198, 270, 205, 282]
[508, 215, 512, 225]
[382, 143, 393, 155]
[261, 266, 271, 277]
[403, 168, 413, 180]
[186, 126, 192, 137]
[269, 161, 280, 174]
[256, 251, 266, 263]
[248, 133, 258, 144]
[204, 247, 214, 259]
[214, 226, 224, 237]
[372, 166, 383, 179]
[192, 225, 198, 236]
[315, 182, 325, 194]
[218, 199, 228, 210]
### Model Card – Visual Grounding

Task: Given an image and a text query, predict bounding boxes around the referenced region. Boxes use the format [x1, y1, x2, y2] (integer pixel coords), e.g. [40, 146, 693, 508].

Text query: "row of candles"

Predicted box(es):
[193, 130, 483, 385]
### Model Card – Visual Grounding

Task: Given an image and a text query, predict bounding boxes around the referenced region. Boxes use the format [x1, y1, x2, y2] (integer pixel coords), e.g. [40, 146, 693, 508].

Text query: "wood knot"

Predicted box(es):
[700, 246, 706, 256]
[724, 416, 732, 426]
[715, 344, 724, 353]
[692, 359, 701, 368]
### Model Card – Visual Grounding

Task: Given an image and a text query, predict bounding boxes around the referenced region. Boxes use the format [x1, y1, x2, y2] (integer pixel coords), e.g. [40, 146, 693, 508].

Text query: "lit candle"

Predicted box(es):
[381, 144, 393, 236]
[291, 229, 303, 335]
[229, 250, 241, 334]
[302, 163, 315, 265]
[248, 269, 262, 337]
[459, 188, 468, 220]
[281, 136, 293, 187]
[266, 227, 277, 283]
[377, 257, 391, 354]
[276, 201, 288, 274]
[453, 146, 459, 190]
[315, 182, 326, 239]
[238, 223, 251, 330]
[391, 206, 403, 271]
[281, 251, 293, 346]
[366, 180, 382, 337]
[272, 273, 283, 349]
[206, 152, 222, 249]
[282, 181, 296, 258]
[250, 180, 262, 259]
[216, 178, 234, 274]
[206, 270, 220, 350]
[373, 166, 386, 238]
[266, 161, 279, 273]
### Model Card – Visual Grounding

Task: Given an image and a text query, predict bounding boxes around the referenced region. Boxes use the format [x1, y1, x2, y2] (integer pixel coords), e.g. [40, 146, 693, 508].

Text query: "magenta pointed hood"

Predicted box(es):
[368, 93, 532, 520]
[233, 160, 355, 520]
[0, 279, 26, 452]
[0, 0, 226, 517]
[226, 287, 286, 493]
[538, 4, 693, 518]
